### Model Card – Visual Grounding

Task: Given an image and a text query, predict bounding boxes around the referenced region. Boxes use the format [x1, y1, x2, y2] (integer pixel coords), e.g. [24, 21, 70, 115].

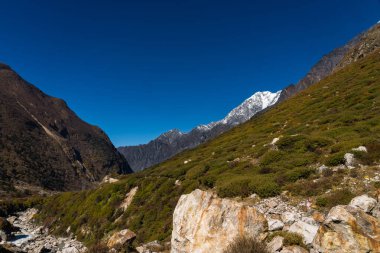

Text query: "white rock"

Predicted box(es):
[352, 146, 367, 152]
[267, 236, 284, 252]
[266, 198, 279, 209]
[349, 194, 377, 213]
[120, 186, 138, 211]
[171, 189, 267, 253]
[288, 221, 318, 246]
[281, 212, 300, 225]
[316, 165, 328, 174]
[101, 175, 119, 184]
[344, 153, 355, 168]
[62, 246, 80, 253]
[268, 219, 284, 231]
[301, 216, 318, 226]
[271, 137, 280, 145]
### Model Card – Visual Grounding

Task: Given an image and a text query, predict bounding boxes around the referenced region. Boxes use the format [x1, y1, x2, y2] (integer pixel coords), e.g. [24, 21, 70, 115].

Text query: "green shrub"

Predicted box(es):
[254, 182, 281, 198]
[224, 236, 269, 253]
[316, 189, 355, 209]
[217, 179, 255, 198]
[325, 153, 345, 166]
[284, 167, 314, 182]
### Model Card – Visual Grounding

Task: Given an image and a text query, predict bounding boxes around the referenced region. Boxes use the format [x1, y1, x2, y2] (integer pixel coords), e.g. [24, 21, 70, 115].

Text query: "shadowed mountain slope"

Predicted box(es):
[0, 64, 132, 197]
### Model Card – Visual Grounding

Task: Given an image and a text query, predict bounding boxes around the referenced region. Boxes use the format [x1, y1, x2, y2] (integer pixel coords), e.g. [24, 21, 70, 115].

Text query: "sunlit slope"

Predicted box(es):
[38, 50, 380, 245]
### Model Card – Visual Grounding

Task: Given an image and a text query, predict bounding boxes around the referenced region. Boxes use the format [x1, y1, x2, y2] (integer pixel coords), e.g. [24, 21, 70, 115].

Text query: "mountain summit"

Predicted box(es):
[118, 90, 280, 171]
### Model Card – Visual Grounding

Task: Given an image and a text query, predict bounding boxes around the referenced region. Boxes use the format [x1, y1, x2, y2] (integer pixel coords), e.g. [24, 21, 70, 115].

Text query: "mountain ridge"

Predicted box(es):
[0, 64, 132, 197]
[118, 90, 281, 171]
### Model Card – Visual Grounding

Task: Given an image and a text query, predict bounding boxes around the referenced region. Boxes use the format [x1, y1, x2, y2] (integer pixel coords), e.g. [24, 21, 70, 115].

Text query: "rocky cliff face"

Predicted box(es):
[119, 91, 281, 171]
[278, 23, 380, 101]
[0, 64, 132, 196]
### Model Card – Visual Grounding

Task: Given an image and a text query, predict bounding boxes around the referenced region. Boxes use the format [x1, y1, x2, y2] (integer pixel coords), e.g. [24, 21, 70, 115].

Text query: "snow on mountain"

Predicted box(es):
[200, 90, 281, 130]
[119, 90, 282, 171]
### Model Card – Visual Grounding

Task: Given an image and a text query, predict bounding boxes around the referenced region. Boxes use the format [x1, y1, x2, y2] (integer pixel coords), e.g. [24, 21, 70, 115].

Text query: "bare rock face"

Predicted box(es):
[107, 229, 136, 250]
[171, 189, 267, 253]
[312, 205, 380, 252]
[120, 186, 139, 211]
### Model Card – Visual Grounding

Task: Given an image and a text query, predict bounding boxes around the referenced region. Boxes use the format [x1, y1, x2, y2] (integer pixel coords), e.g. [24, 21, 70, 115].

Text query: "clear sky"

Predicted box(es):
[0, 0, 379, 146]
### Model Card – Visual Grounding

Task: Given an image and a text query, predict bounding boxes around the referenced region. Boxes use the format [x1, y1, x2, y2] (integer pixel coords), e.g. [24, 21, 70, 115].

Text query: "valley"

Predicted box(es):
[0, 10, 379, 253]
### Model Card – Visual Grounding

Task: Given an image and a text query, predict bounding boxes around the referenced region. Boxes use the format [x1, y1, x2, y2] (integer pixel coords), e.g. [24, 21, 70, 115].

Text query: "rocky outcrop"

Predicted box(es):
[312, 204, 380, 252]
[107, 229, 136, 250]
[120, 186, 139, 211]
[0, 64, 132, 197]
[348, 194, 377, 213]
[171, 189, 267, 253]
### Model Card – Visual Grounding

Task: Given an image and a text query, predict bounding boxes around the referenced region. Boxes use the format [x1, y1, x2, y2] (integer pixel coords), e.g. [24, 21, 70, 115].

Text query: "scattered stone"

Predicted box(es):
[344, 153, 355, 168]
[175, 180, 181, 186]
[316, 165, 328, 174]
[107, 229, 136, 249]
[352, 146, 367, 152]
[6, 209, 86, 253]
[301, 216, 318, 226]
[271, 137, 280, 145]
[267, 236, 283, 252]
[311, 211, 325, 223]
[348, 194, 377, 213]
[266, 199, 279, 209]
[268, 219, 284, 231]
[101, 175, 119, 184]
[313, 205, 380, 252]
[287, 221, 318, 246]
[281, 212, 300, 225]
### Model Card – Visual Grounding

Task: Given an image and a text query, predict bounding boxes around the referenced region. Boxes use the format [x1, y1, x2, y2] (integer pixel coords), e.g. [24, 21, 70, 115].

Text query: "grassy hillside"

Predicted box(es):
[37, 50, 380, 246]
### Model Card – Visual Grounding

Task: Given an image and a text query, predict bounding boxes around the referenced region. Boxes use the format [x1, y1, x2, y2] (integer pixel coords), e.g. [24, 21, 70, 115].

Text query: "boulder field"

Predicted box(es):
[171, 189, 380, 253]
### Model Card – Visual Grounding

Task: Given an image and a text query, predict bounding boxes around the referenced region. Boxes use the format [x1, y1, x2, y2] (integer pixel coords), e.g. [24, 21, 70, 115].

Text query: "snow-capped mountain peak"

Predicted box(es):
[200, 90, 281, 129]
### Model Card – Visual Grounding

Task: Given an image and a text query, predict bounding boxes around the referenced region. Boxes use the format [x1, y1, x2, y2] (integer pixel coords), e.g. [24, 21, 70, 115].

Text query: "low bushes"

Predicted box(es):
[267, 231, 305, 248]
[224, 236, 269, 253]
[316, 189, 355, 208]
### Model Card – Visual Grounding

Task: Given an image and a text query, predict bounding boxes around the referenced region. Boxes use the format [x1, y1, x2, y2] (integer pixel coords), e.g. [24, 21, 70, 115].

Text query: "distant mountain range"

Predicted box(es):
[0, 64, 132, 197]
[118, 91, 281, 171]
[119, 23, 380, 172]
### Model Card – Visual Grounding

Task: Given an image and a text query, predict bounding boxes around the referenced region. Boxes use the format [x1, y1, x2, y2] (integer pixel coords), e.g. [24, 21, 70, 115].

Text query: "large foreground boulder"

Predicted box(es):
[312, 205, 380, 252]
[171, 189, 267, 253]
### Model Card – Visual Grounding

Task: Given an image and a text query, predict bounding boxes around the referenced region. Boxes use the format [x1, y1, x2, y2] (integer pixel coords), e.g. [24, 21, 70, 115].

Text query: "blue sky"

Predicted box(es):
[0, 0, 379, 146]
